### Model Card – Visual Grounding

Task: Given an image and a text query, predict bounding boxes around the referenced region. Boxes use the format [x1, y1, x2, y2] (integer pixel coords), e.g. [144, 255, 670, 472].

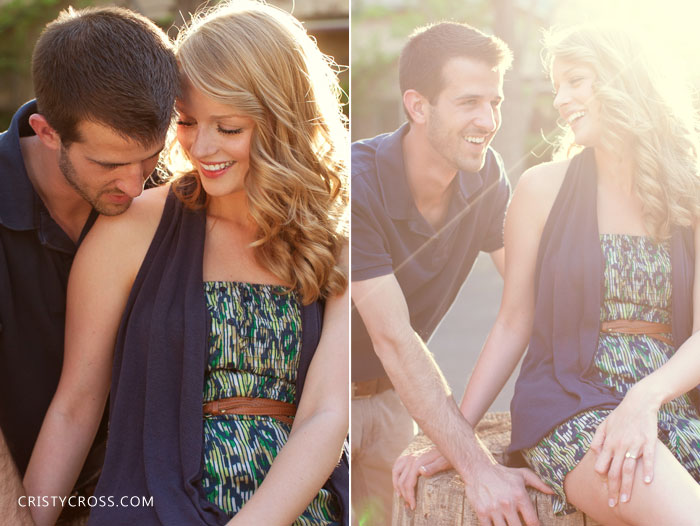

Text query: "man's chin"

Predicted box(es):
[93, 199, 132, 216]
[458, 154, 487, 174]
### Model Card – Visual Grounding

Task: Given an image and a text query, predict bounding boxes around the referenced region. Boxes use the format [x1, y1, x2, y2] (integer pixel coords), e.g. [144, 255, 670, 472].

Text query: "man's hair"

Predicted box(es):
[399, 21, 512, 108]
[32, 6, 178, 146]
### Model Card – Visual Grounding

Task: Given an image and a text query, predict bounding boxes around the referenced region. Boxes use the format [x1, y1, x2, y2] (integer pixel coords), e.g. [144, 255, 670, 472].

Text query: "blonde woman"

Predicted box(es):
[394, 26, 700, 525]
[23, 2, 349, 525]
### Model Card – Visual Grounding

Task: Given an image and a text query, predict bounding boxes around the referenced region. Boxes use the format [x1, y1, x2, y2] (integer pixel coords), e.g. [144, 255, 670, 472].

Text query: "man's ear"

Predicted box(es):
[28, 114, 61, 151]
[402, 89, 429, 125]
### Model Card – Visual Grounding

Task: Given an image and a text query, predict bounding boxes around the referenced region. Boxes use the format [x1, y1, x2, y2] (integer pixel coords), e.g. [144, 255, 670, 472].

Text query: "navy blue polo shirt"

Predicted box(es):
[0, 100, 103, 477]
[351, 123, 510, 382]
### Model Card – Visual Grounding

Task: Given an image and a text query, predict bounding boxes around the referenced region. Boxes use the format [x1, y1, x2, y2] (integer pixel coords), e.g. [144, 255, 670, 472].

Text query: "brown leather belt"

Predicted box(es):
[203, 396, 296, 426]
[600, 319, 673, 346]
[352, 377, 394, 399]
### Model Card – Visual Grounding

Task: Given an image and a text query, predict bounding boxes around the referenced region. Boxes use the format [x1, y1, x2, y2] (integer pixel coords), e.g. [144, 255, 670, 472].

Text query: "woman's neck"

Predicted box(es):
[206, 190, 254, 228]
[593, 144, 635, 194]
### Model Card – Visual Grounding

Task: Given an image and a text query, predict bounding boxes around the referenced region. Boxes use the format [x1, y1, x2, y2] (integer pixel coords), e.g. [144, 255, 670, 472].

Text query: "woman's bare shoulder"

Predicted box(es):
[517, 158, 571, 196]
[507, 159, 572, 229]
[75, 184, 171, 277]
[91, 185, 169, 239]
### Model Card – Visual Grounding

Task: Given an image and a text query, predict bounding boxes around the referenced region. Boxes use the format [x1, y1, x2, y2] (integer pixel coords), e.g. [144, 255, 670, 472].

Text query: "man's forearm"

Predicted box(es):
[375, 330, 494, 477]
[0, 429, 33, 525]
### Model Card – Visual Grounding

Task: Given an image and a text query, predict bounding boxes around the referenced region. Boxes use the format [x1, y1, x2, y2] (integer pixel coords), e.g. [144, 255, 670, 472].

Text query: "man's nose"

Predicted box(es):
[115, 164, 146, 198]
[474, 104, 497, 133]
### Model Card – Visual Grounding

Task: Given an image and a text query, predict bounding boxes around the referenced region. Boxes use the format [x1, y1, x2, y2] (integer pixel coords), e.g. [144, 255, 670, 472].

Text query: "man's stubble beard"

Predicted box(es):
[58, 146, 129, 216]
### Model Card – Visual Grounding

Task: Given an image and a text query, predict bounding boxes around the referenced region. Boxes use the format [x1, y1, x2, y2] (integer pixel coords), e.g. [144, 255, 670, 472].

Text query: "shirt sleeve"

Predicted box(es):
[480, 153, 512, 253]
[351, 184, 394, 282]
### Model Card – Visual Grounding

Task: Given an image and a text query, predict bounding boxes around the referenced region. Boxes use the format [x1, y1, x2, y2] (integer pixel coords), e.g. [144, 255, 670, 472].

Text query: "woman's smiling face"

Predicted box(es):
[175, 76, 256, 197]
[552, 57, 602, 148]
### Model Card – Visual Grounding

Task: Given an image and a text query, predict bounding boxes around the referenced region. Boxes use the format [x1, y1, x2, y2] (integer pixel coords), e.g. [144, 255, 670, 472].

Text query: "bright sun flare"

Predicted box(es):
[551, 0, 700, 83]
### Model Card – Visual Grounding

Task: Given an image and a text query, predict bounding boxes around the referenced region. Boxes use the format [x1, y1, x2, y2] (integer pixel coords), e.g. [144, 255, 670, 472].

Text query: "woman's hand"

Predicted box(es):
[392, 446, 451, 510]
[590, 383, 660, 507]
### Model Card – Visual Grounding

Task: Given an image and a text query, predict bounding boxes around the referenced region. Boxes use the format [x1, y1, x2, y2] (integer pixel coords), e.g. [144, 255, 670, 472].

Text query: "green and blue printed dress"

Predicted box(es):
[200, 281, 341, 524]
[523, 234, 700, 515]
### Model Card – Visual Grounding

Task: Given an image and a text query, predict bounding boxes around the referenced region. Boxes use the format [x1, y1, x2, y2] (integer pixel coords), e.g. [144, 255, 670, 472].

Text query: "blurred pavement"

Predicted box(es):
[428, 252, 521, 413]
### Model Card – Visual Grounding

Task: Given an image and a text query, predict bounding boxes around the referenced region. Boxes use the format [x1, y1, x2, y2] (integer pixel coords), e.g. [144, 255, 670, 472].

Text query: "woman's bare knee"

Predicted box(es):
[565, 440, 700, 526]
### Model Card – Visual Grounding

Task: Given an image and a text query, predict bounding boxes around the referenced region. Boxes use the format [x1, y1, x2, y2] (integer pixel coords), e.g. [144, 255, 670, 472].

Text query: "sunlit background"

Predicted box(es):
[351, 0, 700, 411]
[352, 0, 700, 180]
[2, 0, 699, 412]
[0, 0, 348, 130]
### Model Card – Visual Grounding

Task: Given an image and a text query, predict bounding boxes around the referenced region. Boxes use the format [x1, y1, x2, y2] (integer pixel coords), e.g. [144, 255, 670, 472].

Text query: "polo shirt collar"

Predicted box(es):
[454, 152, 487, 207]
[374, 123, 414, 220]
[375, 122, 486, 220]
[0, 100, 91, 255]
[0, 100, 40, 232]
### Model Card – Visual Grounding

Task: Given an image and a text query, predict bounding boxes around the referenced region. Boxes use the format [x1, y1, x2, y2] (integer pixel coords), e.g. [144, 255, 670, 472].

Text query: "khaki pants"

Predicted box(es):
[351, 389, 416, 526]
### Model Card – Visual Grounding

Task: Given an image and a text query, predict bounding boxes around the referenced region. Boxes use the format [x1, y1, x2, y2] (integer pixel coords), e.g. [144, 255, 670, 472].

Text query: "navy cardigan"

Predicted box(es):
[88, 189, 348, 525]
[509, 147, 696, 454]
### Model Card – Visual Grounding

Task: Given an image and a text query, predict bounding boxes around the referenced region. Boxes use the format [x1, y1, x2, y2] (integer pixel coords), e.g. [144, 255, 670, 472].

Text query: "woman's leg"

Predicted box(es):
[564, 439, 700, 526]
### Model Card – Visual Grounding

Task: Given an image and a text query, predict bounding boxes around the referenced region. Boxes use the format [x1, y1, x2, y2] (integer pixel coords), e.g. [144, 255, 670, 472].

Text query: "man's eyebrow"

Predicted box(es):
[146, 147, 164, 159]
[88, 147, 163, 167]
[453, 93, 503, 102]
[454, 93, 481, 99]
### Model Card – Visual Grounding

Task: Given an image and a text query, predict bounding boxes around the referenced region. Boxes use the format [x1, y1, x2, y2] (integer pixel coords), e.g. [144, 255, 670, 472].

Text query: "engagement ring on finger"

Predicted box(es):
[625, 452, 638, 460]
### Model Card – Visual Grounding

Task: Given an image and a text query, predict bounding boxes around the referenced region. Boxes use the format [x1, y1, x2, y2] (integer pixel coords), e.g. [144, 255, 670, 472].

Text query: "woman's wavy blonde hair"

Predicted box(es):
[170, 0, 348, 304]
[544, 25, 700, 240]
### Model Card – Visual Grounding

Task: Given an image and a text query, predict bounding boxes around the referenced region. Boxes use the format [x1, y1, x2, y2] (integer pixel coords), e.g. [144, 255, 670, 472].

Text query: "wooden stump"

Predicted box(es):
[392, 413, 601, 526]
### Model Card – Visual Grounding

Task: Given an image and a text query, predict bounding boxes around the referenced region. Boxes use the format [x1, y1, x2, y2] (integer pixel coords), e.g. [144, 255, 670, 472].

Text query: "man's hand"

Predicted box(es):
[0, 429, 34, 526]
[462, 462, 552, 526]
[393, 439, 555, 526]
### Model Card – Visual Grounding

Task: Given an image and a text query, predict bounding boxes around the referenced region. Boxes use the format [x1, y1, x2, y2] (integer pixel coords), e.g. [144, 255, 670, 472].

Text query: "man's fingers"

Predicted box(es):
[475, 509, 492, 526]
[521, 468, 553, 494]
[504, 506, 522, 526]
[516, 491, 540, 526]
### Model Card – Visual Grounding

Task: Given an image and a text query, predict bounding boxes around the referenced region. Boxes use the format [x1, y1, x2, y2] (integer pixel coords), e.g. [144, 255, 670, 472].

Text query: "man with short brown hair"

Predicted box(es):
[0, 7, 178, 524]
[352, 21, 548, 526]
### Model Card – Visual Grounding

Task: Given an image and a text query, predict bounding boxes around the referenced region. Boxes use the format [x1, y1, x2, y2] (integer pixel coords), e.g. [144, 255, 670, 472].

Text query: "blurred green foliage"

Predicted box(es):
[0, 0, 91, 128]
[0, 0, 348, 129]
[0, 0, 64, 74]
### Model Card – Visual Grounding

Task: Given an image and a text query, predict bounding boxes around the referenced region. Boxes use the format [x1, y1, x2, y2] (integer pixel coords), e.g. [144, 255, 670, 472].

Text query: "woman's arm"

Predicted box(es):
[226, 249, 349, 526]
[591, 217, 700, 506]
[459, 168, 552, 424]
[22, 189, 165, 526]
